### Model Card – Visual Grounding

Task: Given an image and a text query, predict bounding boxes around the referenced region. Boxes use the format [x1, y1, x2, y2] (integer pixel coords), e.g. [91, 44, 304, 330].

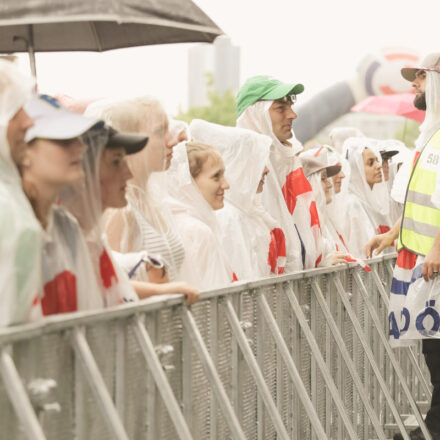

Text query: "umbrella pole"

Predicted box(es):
[13, 26, 37, 79]
[27, 25, 37, 79]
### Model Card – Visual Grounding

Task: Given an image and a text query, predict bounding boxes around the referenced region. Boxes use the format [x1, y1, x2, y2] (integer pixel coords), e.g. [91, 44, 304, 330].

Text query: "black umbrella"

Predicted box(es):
[0, 0, 222, 76]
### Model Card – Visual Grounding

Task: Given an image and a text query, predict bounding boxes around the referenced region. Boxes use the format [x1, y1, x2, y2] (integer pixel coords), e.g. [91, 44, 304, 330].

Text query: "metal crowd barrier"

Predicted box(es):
[0, 254, 433, 440]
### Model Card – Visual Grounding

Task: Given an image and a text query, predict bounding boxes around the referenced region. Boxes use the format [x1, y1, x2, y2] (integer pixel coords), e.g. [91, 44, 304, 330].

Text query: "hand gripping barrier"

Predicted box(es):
[0, 254, 433, 439]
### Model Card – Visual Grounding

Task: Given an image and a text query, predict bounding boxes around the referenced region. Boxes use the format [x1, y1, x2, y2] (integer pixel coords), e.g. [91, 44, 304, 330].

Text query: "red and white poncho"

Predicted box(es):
[237, 100, 325, 269]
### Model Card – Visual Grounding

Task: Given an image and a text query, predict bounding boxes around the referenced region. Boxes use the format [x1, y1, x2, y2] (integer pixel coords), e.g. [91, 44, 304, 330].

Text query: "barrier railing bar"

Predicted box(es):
[223, 297, 290, 440]
[145, 317, 157, 439]
[325, 288, 333, 437]
[131, 315, 193, 440]
[115, 322, 125, 423]
[275, 284, 284, 422]
[181, 312, 193, 434]
[333, 275, 410, 440]
[285, 283, 359, 440]
[353, 271, 432, 440]
[371, 267, 432, 400]
[180, 307, 246, 440]
[257, 292, 328, 440]
[71, 327, 129, 440]
[335, 285, 344, 439]
[256, 293, 266, 440]
[0, 347, 46, 440]
[310, 281, 318, 440]
[209, 298, 218, 440]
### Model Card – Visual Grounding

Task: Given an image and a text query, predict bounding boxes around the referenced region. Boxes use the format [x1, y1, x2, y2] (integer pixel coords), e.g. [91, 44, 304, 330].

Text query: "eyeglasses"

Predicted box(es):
[279, 94, 297, 105]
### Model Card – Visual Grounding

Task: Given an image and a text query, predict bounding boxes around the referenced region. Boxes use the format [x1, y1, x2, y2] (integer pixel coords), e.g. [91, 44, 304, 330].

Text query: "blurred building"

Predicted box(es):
[188, 36, 240, 108]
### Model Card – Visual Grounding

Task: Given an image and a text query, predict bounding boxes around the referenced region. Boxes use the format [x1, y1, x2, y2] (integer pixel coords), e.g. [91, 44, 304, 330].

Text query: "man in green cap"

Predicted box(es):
[236, 75, 304, 148]
[237, 75, 340, 270]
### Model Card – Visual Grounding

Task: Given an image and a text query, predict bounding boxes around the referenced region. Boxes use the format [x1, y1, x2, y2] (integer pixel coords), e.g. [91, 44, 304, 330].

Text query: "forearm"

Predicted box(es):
[388, 217, 402, 241]
[131, 280, 168, 298]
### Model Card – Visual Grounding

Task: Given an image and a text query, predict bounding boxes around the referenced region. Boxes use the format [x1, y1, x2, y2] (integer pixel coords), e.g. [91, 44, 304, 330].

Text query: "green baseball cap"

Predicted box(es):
[236, 75, 304, 117]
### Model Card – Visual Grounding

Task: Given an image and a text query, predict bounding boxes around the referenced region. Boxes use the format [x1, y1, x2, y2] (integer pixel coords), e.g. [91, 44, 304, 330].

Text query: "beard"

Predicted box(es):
[414, 92, 427, 110]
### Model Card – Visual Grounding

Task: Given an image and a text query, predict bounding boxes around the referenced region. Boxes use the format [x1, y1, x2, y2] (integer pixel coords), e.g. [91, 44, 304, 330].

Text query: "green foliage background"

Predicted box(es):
[175, 73, 237, 127]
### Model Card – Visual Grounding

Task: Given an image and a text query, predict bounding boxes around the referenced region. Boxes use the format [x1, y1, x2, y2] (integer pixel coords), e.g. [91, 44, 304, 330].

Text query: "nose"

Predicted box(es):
[286, 106, 297, 120]
[222, 177, 230, 190]
[326, 179, 333, 189]
[122, 160, 133, 181]
[166, 130, 178, 149]
[263, 166, 270, 175]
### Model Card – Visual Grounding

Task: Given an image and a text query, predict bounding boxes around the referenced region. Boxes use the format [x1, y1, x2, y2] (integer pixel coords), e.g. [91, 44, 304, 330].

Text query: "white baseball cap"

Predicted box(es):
[300, 145, 342, 178]
[24, 94, 101, 143]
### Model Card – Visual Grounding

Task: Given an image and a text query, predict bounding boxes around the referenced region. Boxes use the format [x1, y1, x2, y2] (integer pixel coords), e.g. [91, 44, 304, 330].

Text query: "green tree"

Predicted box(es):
[176, 73, 237, 127]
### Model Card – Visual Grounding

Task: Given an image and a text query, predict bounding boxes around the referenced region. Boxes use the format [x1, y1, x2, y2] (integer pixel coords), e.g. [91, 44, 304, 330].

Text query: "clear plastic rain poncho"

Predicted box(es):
[237, 100, 321, 269]
[325, 145, 351, 251]
[299, 148, 341, 266]
[378, 139, 413, 223]
[165, 142, 234, 290]
[0, 61, 43, 326]
[61, 126, 138, 306]
[342, 137, 391, 257]
[86, 97, 185, 282]
[190, 119, 287, 279]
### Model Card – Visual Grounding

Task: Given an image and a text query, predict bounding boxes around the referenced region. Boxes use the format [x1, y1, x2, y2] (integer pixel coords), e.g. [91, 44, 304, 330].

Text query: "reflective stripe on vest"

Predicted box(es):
[401, 129, 440, 255]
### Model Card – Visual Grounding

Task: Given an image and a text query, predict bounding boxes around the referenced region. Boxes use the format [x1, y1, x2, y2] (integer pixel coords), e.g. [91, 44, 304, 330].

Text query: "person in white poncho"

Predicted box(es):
[236, 75, 324, 269]
[62, 124, 199, 305]
[22, 94, 104, 316]
[342, 137, 392, 258]
[0, 60, 42, 326]
[324, 144, 351, 252]
[190, 119, 288, 280]
[299, 146, 352, 266]
[166, 142, 236, 290]
[86, 97, 185, 283]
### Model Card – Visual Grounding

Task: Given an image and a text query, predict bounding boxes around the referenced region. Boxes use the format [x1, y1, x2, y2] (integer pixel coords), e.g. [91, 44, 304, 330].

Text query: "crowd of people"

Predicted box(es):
[5, 50, 440, 439]
[0, 59, 415, 327]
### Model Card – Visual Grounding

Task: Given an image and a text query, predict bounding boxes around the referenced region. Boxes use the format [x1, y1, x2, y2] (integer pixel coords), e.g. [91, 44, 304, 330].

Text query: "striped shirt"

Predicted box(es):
[127, 204, 185, 281]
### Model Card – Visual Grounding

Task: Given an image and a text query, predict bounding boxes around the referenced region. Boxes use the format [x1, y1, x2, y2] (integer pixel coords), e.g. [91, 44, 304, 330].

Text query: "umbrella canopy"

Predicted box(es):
[351, 93, 425, 123]
[0, 0, 223, 75]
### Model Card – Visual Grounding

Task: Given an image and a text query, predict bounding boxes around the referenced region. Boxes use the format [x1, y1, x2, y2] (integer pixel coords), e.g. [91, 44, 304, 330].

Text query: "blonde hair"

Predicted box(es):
[92, 96, 163, 134]
[186, 142, 222, 179]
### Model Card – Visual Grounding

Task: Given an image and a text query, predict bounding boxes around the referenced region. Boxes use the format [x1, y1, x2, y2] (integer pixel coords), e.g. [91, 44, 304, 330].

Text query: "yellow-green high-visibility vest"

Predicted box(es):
[400, 128, 440, 256]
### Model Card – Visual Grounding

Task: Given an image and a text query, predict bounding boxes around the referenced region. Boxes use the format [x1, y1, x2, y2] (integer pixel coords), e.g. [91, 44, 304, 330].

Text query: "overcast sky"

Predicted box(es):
[15, 0, 440, 115]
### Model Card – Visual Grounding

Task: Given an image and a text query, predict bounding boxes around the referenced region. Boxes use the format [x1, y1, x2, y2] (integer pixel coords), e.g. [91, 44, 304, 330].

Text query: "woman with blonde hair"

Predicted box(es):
[86, 97, 185, 283]
[166, 141, 235, 290]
